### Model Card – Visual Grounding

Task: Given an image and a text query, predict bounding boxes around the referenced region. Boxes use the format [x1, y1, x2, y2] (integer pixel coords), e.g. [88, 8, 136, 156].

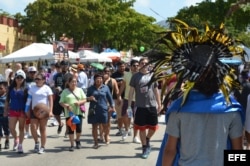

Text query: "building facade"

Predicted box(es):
[0, 15, 36, 73]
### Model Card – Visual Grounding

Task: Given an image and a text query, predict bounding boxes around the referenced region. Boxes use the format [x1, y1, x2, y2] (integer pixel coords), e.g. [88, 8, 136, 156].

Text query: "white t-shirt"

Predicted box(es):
[28, 84, 53, 109]
[5, 68, 12, 80]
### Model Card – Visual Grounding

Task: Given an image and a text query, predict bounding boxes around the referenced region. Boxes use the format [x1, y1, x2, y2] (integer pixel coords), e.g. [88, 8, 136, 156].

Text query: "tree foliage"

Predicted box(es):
[15, 0, 164, 53]
[172, 0, 250, 46]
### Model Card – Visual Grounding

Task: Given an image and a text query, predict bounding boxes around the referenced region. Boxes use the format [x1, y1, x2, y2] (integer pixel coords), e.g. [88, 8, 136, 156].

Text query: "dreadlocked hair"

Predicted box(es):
[145, 19, 245, 106]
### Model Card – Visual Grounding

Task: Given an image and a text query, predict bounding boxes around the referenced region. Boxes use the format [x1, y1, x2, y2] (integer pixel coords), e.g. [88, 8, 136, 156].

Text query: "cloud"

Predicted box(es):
[184, 0, 216, 7]
[135, 0, 150, 7]
[184, 0, 203, 6]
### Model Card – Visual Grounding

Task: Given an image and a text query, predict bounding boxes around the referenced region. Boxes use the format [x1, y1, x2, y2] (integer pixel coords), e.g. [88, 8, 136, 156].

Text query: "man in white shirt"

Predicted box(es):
[5, 64, 12, 80]
[77, 64, 88, 94]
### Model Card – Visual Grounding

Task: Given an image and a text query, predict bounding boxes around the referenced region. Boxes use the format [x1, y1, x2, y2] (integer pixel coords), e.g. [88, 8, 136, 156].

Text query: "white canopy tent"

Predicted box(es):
[79, 50, 112, 63]
[0, 43, 79, 63]
[100, 52, 121, 62]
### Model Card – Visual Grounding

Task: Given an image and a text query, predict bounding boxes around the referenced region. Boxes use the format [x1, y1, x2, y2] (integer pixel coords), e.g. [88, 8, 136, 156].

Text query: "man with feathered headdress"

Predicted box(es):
[149, 19, 245, 166]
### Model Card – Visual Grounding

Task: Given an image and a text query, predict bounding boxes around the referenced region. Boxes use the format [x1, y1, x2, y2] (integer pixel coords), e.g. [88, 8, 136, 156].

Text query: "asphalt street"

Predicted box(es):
[0, 103, 166, 166]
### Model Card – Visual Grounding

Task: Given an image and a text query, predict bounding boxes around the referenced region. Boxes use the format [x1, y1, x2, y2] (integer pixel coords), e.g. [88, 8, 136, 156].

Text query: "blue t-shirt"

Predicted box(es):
[9, 88, 26, 111]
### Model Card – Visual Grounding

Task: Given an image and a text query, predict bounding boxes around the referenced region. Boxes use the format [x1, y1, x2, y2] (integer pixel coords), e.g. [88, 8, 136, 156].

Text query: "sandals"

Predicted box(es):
[92, 144, 99, 149]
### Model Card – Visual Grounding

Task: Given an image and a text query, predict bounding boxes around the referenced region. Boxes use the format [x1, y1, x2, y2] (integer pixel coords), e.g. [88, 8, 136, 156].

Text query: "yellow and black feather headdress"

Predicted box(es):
[147, 19, 245, 106]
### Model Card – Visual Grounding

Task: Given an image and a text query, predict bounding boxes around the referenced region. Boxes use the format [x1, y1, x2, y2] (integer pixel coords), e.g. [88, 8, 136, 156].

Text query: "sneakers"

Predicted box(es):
[24, 132, 30, 139]
[115, 130, 123, 136]
[57, 123, 64, 134]
[38, 147, 45, 154]
[34, 142, 40, 153]
[17, 144, 23, 154]
[4, 140, 9, 149]
[75, 140, 81, 149]
[128, 130, 132, 136]
[92, 144, 99, 149]
[122, 132, 128, 141]
[141, 146, 151, 159]
[69, 146, 74, 151]
[133, 137, 141, 144]
[13, 137, 19, 151]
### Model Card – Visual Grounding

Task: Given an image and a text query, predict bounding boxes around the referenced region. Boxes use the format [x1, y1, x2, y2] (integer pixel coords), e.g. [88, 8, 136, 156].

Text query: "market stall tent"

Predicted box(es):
[78, 50, 112, 63]
[0, 43, 79, 63]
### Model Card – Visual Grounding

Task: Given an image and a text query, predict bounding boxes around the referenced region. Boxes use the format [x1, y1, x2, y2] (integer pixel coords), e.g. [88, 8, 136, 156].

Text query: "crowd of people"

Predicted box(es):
[0, 57, 162, 159]
[1, 36, 249, 165]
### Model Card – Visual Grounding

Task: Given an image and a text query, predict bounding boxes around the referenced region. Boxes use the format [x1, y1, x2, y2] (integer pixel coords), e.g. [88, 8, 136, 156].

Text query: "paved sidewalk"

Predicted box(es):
[0, 104, 166, 166]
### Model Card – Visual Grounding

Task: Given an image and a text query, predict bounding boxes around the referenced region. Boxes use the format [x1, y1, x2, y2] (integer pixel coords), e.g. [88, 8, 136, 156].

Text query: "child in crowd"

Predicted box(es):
[0, 76, 9, 150]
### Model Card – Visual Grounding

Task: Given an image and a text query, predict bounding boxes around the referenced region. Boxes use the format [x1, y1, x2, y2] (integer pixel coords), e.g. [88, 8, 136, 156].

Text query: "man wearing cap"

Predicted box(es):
[26, 66, 37, 87]
[77, 64, 88, 94]
[24, 66, 37, 139]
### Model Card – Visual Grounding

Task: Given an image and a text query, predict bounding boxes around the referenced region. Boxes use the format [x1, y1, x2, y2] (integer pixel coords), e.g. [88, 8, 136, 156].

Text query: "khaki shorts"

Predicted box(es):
[115, 99, 123, 119]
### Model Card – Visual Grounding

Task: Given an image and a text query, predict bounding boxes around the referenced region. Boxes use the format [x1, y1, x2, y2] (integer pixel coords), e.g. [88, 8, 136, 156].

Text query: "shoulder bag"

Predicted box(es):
[69, 89, 86, 113]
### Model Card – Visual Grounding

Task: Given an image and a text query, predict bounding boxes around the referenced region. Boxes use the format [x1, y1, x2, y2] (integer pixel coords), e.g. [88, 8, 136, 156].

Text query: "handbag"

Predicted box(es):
[88, 103, 96, 117]
[70, 89, 86, 113]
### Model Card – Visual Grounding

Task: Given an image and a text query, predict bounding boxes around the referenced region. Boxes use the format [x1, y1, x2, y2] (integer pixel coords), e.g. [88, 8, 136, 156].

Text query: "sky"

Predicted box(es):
[0, 0, 211, 22]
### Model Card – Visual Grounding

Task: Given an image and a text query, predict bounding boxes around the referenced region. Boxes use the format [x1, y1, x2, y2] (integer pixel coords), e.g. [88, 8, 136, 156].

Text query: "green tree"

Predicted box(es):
[173, 0, 250, 46]
[17, 0, 164, 53]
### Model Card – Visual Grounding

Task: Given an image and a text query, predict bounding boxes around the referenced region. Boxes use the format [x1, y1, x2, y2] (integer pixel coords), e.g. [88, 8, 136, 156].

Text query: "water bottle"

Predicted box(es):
[127, 107, 133, 118]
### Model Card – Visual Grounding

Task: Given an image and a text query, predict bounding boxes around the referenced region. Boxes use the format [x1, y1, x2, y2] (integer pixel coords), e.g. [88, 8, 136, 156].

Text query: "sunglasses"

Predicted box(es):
[35, 78, 42, 81]
[140, 62, 148, 65]
[16, 76, 24, 79]
[132, 65, 139, 67]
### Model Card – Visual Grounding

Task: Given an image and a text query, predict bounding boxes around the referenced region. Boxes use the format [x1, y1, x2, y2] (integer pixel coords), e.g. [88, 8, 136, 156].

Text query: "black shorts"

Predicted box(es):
[134, 107, 158, 131]
[53, 95, 64, 116]
[53, 105, 64, 116]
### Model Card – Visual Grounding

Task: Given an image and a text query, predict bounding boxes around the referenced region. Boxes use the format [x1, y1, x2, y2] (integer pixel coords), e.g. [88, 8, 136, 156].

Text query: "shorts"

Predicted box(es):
[0, 116, 9, 137]
[115, 99, 123, 119]
[121, 99, 135, 117]
[66, 115, 83, 134]
[53, 95, 64, 116]
[25, 118, 30, 125]
[9, 110, 26, 118]
[134, 107, 159, 131]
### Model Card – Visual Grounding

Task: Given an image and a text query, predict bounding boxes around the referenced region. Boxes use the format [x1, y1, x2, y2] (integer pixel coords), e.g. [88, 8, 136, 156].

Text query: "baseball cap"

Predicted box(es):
[15, 70, 26, 79]
[28, 66, 37, 72]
